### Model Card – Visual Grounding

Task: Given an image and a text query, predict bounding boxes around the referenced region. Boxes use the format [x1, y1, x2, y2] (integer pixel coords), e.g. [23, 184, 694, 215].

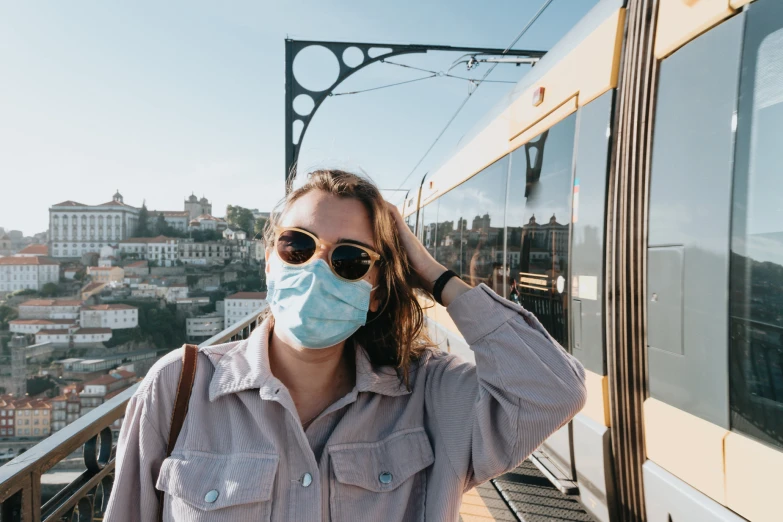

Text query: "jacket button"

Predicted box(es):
[379, 472, 393, 484]
[204, 490, 219, 503]
[302, 472, 313, 487]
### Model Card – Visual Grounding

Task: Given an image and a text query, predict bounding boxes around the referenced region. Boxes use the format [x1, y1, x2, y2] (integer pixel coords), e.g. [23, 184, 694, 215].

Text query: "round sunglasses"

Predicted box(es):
[274, 227, 381, 282]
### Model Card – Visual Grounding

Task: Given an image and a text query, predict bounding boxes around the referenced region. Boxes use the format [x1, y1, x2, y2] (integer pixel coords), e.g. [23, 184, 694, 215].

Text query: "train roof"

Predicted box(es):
[421, 0, 624, 188]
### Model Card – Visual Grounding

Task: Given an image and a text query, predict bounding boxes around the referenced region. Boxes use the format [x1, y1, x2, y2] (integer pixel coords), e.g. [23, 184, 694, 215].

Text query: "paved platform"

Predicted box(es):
[460, 460, 595, 522]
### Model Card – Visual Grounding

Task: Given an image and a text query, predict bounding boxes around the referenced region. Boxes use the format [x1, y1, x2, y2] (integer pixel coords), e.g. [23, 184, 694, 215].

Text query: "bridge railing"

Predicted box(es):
[0, 307, 267, 522]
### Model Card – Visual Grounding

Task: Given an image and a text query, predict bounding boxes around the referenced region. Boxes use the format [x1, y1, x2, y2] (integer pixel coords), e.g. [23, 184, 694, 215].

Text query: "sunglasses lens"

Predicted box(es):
[332, 244, 373, 281]
[276, 230, 316, 265]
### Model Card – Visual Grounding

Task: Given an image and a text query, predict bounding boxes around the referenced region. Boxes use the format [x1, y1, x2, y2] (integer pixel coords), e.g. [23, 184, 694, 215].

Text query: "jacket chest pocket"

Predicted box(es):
[156, 451, 278, 521]
[328, 428, 435, 522]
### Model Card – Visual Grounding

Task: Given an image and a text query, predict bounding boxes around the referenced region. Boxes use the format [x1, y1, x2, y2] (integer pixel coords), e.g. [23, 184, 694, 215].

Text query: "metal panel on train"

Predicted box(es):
[647, 13, 744, 428]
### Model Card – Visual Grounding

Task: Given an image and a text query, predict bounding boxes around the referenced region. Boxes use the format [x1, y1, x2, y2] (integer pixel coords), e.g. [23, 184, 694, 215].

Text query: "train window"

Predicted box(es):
[729, 0, 783, 449]
[433, 157, 509, 291]
[419, 200, 438, 260]
[506, 113, 577, 346]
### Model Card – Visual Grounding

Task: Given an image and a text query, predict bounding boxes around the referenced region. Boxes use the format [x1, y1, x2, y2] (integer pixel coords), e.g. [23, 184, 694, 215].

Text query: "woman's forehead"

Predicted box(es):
[280, 190, 375, 245]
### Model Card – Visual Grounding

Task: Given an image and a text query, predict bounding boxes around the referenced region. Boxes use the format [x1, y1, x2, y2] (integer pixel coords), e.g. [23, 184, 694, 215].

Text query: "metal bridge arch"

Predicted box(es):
[284, 39, 545, 188]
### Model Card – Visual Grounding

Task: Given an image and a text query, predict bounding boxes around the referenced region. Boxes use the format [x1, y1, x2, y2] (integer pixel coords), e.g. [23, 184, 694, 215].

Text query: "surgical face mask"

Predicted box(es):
[267, 256, 374, 349]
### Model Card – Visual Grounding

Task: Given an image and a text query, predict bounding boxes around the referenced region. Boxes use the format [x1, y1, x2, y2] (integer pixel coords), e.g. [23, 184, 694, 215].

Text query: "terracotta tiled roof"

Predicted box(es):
[74, 328, 112, 335]
[37, 329, 69, 336]
[126, 260, 148, 268]
[82, 304, 136, 311]
[150, 210, 190, 217]
[17, 244, 49, 255]
[10, 319, 74, 325]
[84, 369, 135, 386]
[21, 299, 82, 307]
[81, 282, 106, 293]
[97, 200, 137, 209]
[226, 292, 268, 300]
[52, 200, 87, 207]
[0, 256, 59, 266]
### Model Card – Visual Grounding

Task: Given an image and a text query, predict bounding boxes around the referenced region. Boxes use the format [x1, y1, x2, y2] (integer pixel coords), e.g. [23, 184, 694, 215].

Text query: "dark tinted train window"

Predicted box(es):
[506, 114, 576, 346]
[729, 0, 783, 448]
[433, 157, 509, 291]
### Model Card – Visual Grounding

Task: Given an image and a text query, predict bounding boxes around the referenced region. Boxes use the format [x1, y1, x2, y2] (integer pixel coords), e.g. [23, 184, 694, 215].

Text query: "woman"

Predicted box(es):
[105, 169, 586, 522]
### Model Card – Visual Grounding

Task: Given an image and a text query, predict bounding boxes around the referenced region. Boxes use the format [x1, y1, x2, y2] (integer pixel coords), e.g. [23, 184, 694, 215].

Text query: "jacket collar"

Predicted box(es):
[203, 318, 411, 402]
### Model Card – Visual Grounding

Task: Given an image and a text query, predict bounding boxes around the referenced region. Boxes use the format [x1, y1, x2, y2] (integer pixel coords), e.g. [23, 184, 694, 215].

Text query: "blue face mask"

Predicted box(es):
[267, 256, 373, 349]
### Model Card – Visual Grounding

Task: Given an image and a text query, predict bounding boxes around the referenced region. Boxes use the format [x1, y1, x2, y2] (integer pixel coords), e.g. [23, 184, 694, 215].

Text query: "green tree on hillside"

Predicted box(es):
[0, 305, 18, 330]
[226, 205, 255, 235]
[135, 204, 152, 237]
[40, 283, 59, 297]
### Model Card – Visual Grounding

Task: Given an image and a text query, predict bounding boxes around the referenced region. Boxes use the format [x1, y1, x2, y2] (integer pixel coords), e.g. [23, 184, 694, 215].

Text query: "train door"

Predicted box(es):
[644, 1, 783, 520]
[505, 110, 582, 497]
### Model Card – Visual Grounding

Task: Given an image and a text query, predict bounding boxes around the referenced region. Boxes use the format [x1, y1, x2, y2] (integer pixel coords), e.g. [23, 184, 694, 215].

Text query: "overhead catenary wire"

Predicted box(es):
[391, 0, 556, 200]
[331, 62, 516, 98]
[331, 74, 437, 96]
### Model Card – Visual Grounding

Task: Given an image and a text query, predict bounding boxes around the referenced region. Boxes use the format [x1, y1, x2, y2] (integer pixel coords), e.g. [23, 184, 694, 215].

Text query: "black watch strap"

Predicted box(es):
[433, 270, 458, 306]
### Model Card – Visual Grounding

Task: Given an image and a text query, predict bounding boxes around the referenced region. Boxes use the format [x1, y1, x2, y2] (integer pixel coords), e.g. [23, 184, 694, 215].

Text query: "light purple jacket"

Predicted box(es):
[105, 284, 586, 521]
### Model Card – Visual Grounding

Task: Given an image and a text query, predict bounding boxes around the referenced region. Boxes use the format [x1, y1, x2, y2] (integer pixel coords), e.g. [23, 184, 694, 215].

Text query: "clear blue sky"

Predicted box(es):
[0, 0, 596, 235]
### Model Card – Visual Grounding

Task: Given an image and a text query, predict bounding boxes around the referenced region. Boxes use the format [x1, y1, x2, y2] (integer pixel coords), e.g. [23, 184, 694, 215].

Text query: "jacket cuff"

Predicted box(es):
[446, 284, 518, 345]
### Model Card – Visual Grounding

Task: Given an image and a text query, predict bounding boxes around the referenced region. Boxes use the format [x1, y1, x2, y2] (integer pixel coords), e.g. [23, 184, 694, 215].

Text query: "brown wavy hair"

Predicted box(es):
[263, 169, 432, 387]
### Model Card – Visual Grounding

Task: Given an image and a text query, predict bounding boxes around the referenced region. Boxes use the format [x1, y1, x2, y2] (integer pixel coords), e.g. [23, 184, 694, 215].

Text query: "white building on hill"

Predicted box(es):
[48, 192, 140, 259]
[9, 319, 75, 335]
[18, 299, 82, 320]
[116, 236, 179, 267]
[80, 304, 138, 329]
[0, 256, 59, 293]
[224, 292, 267, 327]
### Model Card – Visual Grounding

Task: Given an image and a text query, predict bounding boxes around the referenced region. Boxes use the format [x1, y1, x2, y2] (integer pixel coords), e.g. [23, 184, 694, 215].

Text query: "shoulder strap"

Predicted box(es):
[158, 344, 198, 521]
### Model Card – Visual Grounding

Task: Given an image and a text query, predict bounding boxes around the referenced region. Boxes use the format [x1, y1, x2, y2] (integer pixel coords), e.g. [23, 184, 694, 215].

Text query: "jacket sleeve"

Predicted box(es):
[104, 392, 167, 521]
[105, 351, 181, 521]
[424, 283, 586, 490]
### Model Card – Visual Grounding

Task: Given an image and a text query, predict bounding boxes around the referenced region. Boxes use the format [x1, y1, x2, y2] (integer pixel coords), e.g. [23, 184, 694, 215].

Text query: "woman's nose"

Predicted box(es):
[314, 243, 330, 262]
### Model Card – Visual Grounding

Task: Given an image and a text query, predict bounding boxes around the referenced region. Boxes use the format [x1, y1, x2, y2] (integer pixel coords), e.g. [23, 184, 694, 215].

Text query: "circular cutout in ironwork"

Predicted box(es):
[293, 45, 340, 92]
[293, 94, 315, 116]
[342, 46, 364, 68]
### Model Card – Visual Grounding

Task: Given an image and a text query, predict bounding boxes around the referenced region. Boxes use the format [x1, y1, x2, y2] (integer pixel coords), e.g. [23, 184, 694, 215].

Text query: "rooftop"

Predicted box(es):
[10, 319, 75, 325]
[81, 282, 106, 293]
[226, 291, 268, 300]
[125, 260, 149, 268]
[83, 370, 135, 387]
[0, 256, 59, 266]
[16, 244, 49, 255]
[82, 304, 136, 311]
[20, 299, 83, 307]
[37, 329, 70, 336]
[74, 328, 112, 335]
[51, 200, 88, 207]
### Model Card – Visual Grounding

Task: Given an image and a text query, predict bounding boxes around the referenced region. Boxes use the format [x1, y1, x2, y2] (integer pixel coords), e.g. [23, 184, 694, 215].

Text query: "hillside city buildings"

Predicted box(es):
[0, 192, 268, 455]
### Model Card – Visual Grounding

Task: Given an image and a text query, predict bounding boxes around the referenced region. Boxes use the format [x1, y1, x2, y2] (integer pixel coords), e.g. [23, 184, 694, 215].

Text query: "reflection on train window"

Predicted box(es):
[729, 1, 783, 449]
[433, 157, 508, 291]
[419, 199, 438, 260]
[506, 114, 576, 346]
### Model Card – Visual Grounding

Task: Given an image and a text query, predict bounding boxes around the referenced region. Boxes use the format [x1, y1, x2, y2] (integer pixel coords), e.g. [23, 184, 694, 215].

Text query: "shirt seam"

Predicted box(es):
[137, 393, 167, 446]
[425, 357, 473, 489]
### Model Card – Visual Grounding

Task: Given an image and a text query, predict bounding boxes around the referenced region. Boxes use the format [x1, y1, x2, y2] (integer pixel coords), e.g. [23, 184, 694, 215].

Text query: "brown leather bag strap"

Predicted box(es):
[158, 344, 199, 521]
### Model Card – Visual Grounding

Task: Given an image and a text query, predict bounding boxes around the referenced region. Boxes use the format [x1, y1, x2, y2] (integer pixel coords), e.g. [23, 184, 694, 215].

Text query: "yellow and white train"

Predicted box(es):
[401, 0, 782, 520]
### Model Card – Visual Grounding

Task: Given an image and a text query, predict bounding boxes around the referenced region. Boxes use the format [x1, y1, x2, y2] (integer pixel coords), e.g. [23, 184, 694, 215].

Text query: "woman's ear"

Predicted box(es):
[369, 289, 381, 313]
